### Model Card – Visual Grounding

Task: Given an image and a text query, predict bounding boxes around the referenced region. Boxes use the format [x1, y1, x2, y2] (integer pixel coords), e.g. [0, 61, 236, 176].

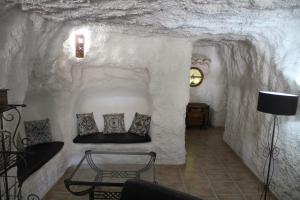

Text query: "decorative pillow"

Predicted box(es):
[128, 112, 151, 136]
[76, 113, 99, 136]
[103, 113, 125, 134]
[24, 119, 52, 146]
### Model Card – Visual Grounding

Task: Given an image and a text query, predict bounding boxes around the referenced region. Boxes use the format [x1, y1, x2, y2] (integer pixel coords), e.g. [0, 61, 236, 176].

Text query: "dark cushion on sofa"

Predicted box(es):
[17, 141, 64, 184]
[73, 132, 151, 144]
[121, 180, 202, 200]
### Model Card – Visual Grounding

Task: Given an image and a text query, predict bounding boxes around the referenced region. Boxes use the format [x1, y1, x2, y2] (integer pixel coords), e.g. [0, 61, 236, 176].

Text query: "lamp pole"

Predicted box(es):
[257, 91, 298, 200]
[263, 115, 277, 200]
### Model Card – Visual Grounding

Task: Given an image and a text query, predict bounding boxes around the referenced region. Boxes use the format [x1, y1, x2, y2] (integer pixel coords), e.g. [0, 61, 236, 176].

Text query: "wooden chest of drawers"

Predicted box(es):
[186, 103, 210, 128]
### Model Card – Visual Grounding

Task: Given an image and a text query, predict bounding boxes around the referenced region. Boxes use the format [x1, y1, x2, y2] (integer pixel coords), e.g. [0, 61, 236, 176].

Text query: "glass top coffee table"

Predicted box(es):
[64, 150, 156, 200]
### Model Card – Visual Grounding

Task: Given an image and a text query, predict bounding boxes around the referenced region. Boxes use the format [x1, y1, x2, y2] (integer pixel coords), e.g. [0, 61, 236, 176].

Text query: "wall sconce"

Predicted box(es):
[75, 34, 85, 58]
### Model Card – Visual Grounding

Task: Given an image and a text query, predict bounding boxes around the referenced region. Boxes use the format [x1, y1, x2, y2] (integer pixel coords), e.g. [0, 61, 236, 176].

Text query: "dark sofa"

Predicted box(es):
[17, 142, 64, 184]
[120, 180, 202, 200]
[73, 132, 151, 144]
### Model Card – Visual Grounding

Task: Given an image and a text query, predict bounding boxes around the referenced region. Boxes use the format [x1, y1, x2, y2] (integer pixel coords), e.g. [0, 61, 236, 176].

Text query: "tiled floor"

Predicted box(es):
[44, 128, 278, 200]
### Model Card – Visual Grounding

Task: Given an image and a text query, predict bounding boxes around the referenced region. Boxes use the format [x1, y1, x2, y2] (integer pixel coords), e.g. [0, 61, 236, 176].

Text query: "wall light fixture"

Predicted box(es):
[75, 34, 85, 58]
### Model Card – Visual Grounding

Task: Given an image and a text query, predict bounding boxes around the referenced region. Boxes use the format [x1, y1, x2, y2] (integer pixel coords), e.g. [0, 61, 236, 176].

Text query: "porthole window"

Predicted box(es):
[189, 67, 204, 87]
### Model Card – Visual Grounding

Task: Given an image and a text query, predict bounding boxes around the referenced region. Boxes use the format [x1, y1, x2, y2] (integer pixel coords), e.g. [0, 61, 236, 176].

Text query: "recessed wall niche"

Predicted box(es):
[72, 67, 152, 134]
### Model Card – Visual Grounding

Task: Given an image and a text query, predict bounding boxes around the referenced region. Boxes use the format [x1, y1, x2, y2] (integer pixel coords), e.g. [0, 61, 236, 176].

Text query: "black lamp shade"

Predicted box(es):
[257, 91, 298, 115]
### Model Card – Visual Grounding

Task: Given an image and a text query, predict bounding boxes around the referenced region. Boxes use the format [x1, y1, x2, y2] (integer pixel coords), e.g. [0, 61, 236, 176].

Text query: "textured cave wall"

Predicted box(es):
[1, 13, 191, 165]
[0, 10, 31, 104]
[0, 9, 72, 198]
[190, 42, 227, 127]
[221, 38, 300, 199]
[0, 10, 191, 197]
[187, 15, 300, 198]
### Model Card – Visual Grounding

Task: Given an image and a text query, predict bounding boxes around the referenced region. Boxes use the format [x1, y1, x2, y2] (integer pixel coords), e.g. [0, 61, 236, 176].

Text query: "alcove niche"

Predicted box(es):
[68, 66, 155, 163]
[188, 37, 265, 182]
[22, 65, 153, 164]
[72, 67, 152, 133]
[190, 40, 227, 127]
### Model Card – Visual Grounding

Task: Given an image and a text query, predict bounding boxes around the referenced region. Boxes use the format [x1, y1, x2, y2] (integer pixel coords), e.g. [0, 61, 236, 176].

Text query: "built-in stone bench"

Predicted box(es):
[17, 142, 65, 198]
[73, 132, 151, 144]
[17, 142, 64, 184]
[19, 133, 152, 198]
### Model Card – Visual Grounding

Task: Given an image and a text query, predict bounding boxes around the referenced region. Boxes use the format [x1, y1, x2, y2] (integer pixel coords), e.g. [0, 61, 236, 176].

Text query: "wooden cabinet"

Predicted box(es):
[186, 103, 210, 128]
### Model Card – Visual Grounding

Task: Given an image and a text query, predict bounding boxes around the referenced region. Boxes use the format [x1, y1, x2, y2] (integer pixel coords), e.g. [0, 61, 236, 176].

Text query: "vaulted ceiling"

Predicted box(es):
[1, 0, 300, 37]
[2, 0, 300, 23]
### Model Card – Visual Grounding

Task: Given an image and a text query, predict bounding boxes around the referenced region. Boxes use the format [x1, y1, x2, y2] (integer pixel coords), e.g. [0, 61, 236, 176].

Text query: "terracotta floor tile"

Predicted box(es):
[201, 162, 225, 170]
[157, 180, 186, 192]
[204, 169, 232, 182]
[156, 165, 182, 179]
[227, 168, 259, 182]
[245, 193, 278, 200]
[210, 181, 241, 195]
[67, 194, 89, 200]
[217, 194, 246, 200]
[181, 171, 210, 185]
[181, 162, 203, 172]
[236, 181, 264, 194]
[219, 158, 242, 166]
[203, 198, 218, 200]
[44, 128, 278, 200]
[43, 191, 70, 200]
[140, 170, 156, 182]
[156, 168, 182, 183]
[185, 182, 216, 198]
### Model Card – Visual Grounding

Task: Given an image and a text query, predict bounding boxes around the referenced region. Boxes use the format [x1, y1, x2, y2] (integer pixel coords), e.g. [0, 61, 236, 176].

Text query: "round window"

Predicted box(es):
[189, 67, 204, 87]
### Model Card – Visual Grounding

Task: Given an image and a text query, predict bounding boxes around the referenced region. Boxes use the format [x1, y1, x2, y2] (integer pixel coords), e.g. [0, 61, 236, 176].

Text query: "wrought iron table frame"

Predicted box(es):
[64, 150, 156, 200]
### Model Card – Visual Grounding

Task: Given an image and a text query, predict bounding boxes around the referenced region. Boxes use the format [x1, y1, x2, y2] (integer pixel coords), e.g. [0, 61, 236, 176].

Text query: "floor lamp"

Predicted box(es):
[257, 91, 298, 200]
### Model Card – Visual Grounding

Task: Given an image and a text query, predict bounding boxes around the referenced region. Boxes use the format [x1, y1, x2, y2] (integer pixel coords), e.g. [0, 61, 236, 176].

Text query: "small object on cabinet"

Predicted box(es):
[186, 103, 210, 128]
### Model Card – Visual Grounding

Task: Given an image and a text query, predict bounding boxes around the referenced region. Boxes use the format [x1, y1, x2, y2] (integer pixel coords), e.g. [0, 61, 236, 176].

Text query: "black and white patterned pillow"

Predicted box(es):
[24, 119, 52, 146]
[128, 112, 151, 136]
[76, 113, 99, 136]
[103, 113, 125, 134]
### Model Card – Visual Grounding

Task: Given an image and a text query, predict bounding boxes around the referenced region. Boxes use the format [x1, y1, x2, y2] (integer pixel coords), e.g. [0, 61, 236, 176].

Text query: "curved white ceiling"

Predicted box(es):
[2, 0, 300, 23]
